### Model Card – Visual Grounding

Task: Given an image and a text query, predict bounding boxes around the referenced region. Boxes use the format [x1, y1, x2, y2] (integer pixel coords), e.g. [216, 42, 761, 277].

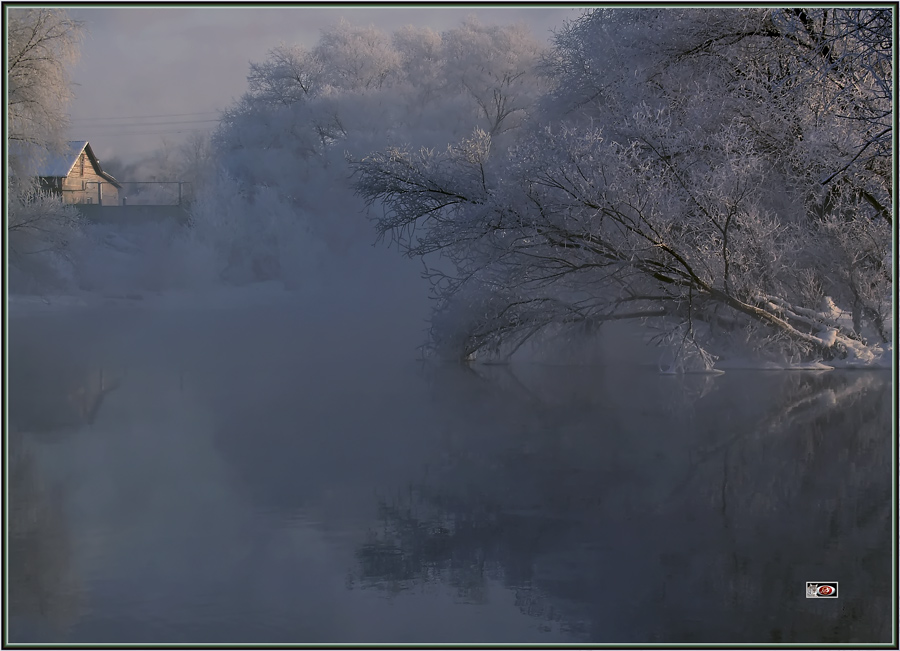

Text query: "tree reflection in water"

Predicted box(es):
[7, 430, 82, 635]
[351, 366, 892, 643]
[7, 322, 123, 637]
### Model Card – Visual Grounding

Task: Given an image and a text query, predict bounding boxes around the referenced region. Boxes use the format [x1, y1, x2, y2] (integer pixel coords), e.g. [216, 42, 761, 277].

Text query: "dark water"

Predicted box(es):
[7, 303, 893, 643]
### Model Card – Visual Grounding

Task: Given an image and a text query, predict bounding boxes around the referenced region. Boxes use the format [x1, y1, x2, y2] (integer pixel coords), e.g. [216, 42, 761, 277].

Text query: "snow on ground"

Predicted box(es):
[713, 350, 892, 371]
[658, 365, 725, 375]
[713, 358, 835, 371]
[829, 343, 893, 369]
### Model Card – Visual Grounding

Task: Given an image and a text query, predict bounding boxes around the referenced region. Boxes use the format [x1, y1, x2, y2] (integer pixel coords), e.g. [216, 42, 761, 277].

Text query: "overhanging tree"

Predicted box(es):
[353, 8, 892, 367]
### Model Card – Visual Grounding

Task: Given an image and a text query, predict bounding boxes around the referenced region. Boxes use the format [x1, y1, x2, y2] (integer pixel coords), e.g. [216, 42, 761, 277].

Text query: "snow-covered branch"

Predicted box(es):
[354, 8, 892, 365]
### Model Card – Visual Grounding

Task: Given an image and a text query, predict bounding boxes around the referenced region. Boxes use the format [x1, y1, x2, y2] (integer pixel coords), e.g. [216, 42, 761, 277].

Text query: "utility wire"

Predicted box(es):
[66, 128, 215, 137]
[75, 119, 221, 129]
[69, 111, 222, 121]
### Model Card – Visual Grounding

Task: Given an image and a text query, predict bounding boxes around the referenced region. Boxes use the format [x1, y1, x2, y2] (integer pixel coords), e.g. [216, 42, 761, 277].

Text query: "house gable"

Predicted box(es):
[37, 141, 121, 204]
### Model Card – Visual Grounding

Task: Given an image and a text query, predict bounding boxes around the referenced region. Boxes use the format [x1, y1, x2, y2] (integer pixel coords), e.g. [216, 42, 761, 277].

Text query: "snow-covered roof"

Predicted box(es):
[36, 140, 89, 177]
[35, 140, 121, 188]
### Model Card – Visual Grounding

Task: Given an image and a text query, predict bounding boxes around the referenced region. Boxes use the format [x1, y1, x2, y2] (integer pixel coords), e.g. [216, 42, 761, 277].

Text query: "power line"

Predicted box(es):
[69, 111, 222, 121]
[68, 128, 215, 138]
[76, 119, 221, 130]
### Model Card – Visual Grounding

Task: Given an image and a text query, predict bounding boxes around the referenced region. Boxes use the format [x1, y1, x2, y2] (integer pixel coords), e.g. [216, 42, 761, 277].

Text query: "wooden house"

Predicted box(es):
[37, 141, 122, 206]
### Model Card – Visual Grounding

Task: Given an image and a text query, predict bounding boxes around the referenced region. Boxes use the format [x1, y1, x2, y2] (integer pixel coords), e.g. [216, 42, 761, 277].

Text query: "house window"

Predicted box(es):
[80, 155, 84, 176]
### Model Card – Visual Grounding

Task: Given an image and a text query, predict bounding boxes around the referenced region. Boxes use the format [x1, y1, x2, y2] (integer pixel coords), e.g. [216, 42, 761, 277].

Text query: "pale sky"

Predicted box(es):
[64, 6, 580, 162]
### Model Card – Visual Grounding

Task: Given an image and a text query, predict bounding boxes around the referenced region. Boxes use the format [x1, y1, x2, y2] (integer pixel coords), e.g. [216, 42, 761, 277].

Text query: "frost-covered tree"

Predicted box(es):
[201, 18, 548, 285]
[246, 44, 324, 108]
[7, 8, 85, 293]
[7, 8, 83, 182]
[392, 25, 444, 107]
[316, 20, 402, 91]
[7, 191, 83, 293]
[442, 19, 548, 138]
[354, 8, 892, 367]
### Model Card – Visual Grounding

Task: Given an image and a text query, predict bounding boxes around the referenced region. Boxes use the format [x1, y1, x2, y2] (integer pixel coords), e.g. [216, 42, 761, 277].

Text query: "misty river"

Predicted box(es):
[7, 293, 892, 644]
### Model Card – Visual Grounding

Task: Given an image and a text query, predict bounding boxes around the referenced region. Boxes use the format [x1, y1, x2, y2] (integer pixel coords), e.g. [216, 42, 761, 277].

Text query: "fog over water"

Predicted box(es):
[7, 273, 893, 642]
[7, 7, 894, 645]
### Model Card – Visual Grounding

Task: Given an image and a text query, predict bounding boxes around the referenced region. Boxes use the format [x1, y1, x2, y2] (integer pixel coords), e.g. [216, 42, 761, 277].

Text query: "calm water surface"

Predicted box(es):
[7, 302, 893, 643]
